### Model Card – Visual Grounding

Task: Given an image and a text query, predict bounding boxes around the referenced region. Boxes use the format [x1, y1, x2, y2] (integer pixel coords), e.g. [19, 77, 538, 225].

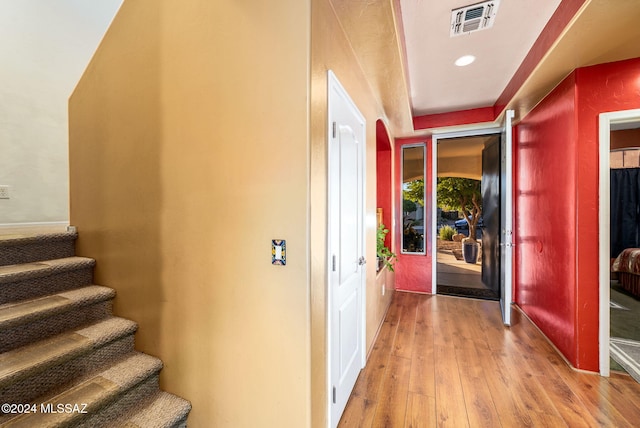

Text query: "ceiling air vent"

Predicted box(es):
[450, 0, 500, 37]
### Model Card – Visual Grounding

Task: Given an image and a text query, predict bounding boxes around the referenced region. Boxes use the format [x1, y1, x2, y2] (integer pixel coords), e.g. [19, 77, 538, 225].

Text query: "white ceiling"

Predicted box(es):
[399, 0, 562, 116]
[331, 0, 640, 137]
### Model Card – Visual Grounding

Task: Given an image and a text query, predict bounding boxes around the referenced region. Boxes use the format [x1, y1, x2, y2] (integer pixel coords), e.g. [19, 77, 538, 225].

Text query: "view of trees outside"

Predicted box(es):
[437, 177, 482, 242]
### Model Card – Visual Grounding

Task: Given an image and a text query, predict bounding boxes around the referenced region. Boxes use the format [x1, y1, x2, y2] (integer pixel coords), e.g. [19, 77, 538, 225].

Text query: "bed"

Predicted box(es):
[612, 248, 640, 298]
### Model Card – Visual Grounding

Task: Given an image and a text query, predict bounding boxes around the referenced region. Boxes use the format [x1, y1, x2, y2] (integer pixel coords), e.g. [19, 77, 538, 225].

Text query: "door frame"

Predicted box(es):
[326, 70, 367, 427]
[500, 109, 515, 326]
[598, 108, 640, 376]
[431, 125, 502, 295]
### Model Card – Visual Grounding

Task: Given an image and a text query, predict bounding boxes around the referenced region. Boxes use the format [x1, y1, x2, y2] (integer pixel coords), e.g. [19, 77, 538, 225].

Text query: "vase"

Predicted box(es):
[462, 240, 479, 264]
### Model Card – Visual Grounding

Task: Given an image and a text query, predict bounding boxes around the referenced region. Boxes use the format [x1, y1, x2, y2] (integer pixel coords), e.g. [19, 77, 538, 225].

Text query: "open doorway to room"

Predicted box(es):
[602, 113, 640, 383]
[434, 133, 500, 300]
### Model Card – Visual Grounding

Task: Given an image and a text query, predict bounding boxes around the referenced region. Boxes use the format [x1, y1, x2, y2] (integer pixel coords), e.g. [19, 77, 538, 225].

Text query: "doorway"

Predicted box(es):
[599, 109, 640, 382]
[432, 110, 514, 325]
[434, 132, 501, 301]
[327, 71, 367, 427]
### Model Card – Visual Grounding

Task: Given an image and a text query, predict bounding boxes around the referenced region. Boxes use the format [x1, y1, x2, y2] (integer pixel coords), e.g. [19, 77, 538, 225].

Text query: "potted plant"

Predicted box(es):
[437, 177, 482, 264]
[377, 223, 396, 272]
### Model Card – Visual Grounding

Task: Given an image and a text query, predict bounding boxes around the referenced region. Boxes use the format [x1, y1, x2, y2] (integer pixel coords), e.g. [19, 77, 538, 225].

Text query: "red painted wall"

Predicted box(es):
[514, 73, 578, 365]
[394, 138, 432, 293]
[574, 58, 640, 369]
[515, 57, 640, 371]
[414, 107, 494, 130]
[376, 120, 393, 249]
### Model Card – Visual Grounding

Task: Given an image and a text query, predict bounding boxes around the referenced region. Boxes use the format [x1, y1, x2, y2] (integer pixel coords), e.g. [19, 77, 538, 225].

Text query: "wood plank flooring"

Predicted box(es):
[339, 291, 640, 427]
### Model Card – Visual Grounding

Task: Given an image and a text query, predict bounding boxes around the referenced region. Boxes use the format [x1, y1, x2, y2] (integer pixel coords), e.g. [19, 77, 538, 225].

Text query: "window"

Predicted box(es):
[402, 145, 425, 254]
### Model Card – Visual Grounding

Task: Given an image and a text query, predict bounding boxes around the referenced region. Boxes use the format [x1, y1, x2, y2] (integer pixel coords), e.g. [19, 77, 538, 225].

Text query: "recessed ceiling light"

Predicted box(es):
[455, 55, 476, 67]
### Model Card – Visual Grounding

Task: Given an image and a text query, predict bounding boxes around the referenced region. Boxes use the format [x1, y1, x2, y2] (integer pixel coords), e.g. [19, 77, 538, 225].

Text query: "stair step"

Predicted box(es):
[0, 285, 115, 329]
[0, 257, 95, 304]
[0, 317, 137, 405]
[0, 285, 116, 353]
[0, 257, 94, 284]
[119, 391, 191, 428]
[0, 232, 77, 267]
[0, 229, 191, 424]
[2, 353, 163, 428]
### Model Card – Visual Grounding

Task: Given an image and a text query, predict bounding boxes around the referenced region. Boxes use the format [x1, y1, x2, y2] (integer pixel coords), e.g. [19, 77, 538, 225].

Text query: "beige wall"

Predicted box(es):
[70, 0, 398, 426]
[310, 0, 396, 425]
[70, 1, 311, 426]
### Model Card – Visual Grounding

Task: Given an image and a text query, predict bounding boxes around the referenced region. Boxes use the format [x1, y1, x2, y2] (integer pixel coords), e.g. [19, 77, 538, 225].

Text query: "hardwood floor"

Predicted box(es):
[339, 291, 640, 427]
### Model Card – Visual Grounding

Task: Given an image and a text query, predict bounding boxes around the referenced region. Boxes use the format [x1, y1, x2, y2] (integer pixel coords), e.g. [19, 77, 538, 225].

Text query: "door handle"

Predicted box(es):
[358, 257, 367, 265]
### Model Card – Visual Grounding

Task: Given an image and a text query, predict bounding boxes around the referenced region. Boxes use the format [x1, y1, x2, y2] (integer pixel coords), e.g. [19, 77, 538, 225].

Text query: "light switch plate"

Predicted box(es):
[272, 239, 286, 265]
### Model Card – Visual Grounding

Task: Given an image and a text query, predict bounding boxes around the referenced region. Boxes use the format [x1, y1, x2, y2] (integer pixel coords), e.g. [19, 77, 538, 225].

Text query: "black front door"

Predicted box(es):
[481, 137, 500, 294]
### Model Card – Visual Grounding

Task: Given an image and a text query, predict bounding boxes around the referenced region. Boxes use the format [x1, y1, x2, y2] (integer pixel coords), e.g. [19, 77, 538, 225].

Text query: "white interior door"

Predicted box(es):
[500, 110, 515, 325]
[327, 71, 366, 428]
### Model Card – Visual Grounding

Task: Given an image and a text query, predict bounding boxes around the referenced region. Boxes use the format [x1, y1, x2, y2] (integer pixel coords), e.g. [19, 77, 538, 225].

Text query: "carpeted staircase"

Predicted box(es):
[0, 231, 191, 427]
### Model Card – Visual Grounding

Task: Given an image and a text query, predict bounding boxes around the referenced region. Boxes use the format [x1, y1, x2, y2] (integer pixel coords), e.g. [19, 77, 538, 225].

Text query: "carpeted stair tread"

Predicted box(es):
[0, 230, 191, 424]
[0, 232, 77, 245]
[0, 232, 78, 266]
[2, 352, 163, 428]
[119, 391, 192, 428]
[0, 285, 115, 330]
[0, 317, 137, 389]
[0, 257, 95, 284]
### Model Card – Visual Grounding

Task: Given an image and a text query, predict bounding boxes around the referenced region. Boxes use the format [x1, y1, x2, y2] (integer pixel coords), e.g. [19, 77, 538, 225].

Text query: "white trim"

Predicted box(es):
[0, 221, 70, 234]
[327, 70, 336, 428]
[598, 108, 640, 377]
[431, 126, 502, 295]
[501, 109, 515, 326]
[429, 121, 498, 136]
[432, 139, 438, 294]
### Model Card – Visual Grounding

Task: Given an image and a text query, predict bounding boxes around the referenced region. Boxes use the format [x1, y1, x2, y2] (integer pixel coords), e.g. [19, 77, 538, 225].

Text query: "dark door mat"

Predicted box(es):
[437, 284, 499, 300]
